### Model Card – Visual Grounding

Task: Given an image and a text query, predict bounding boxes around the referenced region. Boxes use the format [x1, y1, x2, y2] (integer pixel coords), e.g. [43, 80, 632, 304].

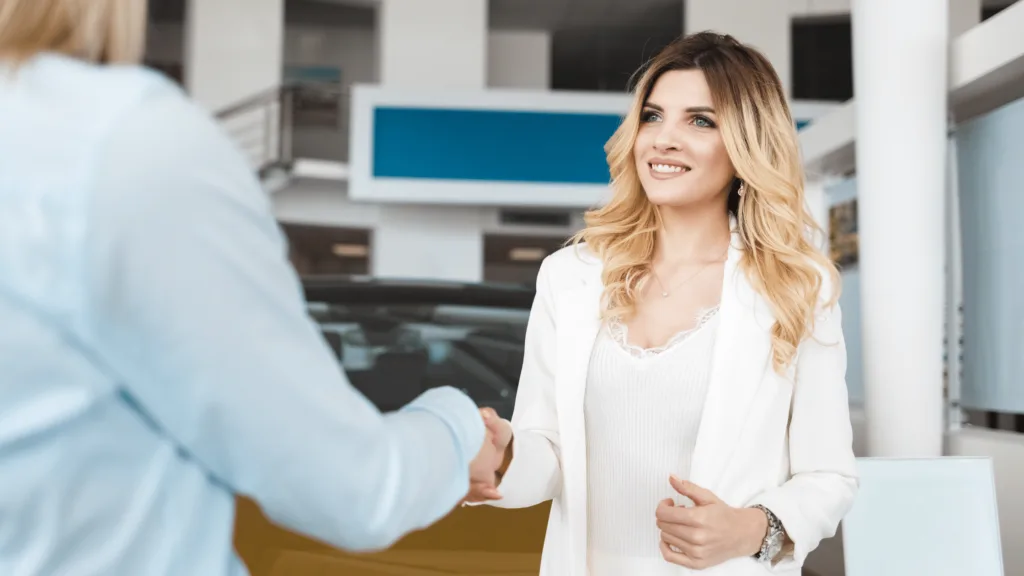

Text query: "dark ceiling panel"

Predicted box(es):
[552, 1, 681, 92]
[287, 1, 376, 26]
[149, 0, 185, 23]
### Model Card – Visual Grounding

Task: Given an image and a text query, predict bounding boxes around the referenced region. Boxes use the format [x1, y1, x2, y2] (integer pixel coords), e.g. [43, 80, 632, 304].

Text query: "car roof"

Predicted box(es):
[301, 275, 536, 309]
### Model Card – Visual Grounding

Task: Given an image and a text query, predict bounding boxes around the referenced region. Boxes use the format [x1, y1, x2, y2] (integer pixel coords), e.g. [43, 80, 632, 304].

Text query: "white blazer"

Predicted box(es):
[484, 233, 859, 576]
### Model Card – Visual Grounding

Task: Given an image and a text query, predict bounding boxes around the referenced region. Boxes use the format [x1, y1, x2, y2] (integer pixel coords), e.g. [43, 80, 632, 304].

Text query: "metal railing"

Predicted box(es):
[214, 83, 354, 178]
[215, 85, 296, 178]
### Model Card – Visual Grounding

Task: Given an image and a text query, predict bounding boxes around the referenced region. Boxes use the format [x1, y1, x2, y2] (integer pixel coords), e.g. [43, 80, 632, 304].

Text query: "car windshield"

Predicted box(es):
[308, 300, 529, 419]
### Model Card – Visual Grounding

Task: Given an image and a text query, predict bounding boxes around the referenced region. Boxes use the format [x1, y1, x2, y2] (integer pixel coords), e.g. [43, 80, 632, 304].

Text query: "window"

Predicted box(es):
[791, 17, 853, 101]
[484, 234, 568, 287]
[282, 224, 371, 277]
[965, 410, 1024, 433]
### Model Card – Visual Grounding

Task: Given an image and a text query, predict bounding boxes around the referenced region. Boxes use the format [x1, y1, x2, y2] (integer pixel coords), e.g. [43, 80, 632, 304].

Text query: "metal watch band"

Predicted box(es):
[751, 504, 785, 563]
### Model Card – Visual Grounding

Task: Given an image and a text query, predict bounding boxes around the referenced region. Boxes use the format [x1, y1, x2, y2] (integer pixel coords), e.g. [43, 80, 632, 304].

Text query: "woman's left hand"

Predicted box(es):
[655, 475, 768, 570]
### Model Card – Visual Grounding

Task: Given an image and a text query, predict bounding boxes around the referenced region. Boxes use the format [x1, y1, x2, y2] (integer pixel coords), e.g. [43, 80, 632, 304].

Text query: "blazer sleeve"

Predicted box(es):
[482, 256, 563, 509]
[747, 298, 859, 569]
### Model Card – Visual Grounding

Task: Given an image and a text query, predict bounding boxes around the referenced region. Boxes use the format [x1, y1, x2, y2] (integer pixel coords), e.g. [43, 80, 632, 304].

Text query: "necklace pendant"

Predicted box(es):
[661, 291, 669, 298]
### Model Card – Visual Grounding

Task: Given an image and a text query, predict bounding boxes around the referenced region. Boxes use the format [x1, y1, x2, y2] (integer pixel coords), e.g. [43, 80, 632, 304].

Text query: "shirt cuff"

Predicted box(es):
[401, 386, 484, 470]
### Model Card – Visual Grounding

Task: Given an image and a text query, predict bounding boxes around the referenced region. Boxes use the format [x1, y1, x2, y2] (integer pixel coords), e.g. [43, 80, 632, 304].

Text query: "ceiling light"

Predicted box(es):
[332, 243, 368, 258]
[509, 247, 546, 262]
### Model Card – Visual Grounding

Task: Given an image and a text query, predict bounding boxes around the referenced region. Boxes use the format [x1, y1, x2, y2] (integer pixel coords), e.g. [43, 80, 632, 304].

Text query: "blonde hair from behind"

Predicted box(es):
[0, 0, 147, 65]
[573, 31, 840, 374]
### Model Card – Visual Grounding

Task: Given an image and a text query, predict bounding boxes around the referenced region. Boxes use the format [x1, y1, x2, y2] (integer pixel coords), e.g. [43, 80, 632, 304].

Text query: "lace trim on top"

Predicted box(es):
[608, 306, 720, 359]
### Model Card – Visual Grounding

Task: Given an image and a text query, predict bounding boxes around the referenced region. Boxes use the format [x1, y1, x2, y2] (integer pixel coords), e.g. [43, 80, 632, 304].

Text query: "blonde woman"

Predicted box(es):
[470, 33, 858, 575]
[0, 1, 505, 574]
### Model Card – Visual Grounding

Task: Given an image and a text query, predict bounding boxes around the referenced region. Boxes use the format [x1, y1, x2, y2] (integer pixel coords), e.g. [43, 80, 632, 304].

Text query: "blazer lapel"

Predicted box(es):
[689, 230, 775, 493]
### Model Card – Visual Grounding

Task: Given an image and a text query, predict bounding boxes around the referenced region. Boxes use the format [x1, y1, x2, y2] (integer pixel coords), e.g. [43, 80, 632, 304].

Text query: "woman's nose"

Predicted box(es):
[653, 125, 682, 152]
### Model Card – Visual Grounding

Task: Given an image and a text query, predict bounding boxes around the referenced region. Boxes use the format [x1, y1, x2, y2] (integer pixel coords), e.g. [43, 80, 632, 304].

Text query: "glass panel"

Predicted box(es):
[956, 95, 1024, 414]
[843, 458, 1003, 576]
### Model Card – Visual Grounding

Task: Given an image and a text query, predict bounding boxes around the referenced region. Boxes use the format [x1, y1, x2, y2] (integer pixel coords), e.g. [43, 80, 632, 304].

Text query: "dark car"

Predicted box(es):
[304, 275, 535, 419]
[234, 276, 550, 576]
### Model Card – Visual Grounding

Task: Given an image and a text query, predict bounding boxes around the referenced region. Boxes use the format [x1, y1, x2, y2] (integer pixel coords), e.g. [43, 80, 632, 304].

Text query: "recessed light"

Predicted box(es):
[509, 247, 546, 262]
[332, 243, 368, 258]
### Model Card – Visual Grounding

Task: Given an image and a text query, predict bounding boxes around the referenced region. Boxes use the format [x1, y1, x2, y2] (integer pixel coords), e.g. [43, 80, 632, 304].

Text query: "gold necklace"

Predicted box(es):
[650, 247, 729, 298]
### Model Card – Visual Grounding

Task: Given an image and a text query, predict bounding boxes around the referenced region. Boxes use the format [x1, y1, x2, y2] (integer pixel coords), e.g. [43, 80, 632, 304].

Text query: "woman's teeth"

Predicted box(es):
[651, 164, 687, 174]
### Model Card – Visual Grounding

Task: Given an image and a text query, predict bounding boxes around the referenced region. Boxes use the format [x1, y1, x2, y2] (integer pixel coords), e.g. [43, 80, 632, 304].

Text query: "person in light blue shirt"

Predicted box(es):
[0, 1, 506, 574]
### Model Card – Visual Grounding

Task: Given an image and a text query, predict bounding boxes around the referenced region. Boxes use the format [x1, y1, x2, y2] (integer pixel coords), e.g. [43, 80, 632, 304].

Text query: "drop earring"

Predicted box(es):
[737, 181, 746, 197]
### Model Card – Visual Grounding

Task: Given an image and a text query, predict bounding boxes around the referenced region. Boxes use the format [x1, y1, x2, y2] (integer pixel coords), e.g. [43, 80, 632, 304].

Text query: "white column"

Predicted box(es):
[949, 0, 982, 37]
[378, 0, 487, 89]
[853, 0, 947, 457]
[184, 0, 284, 111]
[684, 0, 791, 95]
[371, 0, 488, 282]
[488, 30, 551, 90]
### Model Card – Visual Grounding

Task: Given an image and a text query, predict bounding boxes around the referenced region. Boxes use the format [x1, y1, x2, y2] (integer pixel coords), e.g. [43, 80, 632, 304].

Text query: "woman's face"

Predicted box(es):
[633, 69, 736, 209]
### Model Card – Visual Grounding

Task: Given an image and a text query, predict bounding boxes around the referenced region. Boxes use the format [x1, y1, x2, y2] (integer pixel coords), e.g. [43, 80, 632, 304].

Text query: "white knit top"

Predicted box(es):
[584, 308, 720, 576]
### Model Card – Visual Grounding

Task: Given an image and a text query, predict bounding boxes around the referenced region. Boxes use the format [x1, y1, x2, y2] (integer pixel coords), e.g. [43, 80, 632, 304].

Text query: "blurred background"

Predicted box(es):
[142, 0, 1024, 574]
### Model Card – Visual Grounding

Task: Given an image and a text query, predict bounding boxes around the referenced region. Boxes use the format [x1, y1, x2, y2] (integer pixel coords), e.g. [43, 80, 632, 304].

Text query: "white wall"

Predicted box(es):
[273, 178, 381, 227]
[185, 0, 284, 111]
[950, 0, 984, 36]
[788, 0, 852, 17]
[373, 205, 485, 282]
[285, 25, 549, 92]
[272, 180, 582, 283]
[281, 24, 547, 159]
[378, 0, 487, 89]
[488, 31, 552, 90]
[149, 22, 378, 89]
[789, 0, 991, 25]
[287, 25, 378, 87]
[685, 0, 791, 95]
[151, 22, 552, 95]
[272, 179, 583, 236]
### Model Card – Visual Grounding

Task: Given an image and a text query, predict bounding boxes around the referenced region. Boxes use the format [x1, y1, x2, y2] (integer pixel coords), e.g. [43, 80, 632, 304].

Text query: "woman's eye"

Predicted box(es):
[692, 115, 716, 128]
[641, 110, 662, 123]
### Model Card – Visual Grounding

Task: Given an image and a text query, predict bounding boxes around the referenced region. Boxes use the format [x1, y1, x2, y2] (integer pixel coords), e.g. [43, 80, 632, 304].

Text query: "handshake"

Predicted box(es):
[464, 407, 513, 504]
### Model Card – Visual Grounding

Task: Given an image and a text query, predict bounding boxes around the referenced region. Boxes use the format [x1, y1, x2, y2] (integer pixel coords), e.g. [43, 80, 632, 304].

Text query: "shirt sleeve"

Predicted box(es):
[78, 80, 485, 552]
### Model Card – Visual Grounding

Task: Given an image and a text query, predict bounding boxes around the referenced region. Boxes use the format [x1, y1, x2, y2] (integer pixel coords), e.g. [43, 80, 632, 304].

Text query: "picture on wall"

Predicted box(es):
[829, 198, 859, 268]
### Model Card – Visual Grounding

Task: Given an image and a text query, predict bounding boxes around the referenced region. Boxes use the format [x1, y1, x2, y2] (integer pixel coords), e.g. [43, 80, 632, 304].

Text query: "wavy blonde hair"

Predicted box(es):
[574, 31, 839, 373]
[0, 0, 147, 65]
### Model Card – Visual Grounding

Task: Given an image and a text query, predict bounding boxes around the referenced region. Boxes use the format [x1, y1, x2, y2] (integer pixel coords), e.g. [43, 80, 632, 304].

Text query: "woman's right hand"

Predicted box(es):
[464, 408, 514, 504]
[481, 408, 513, 460]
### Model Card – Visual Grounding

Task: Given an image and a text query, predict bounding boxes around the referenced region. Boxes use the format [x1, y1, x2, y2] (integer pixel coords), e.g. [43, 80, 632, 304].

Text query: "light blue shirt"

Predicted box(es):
[0, 54, 485, 576]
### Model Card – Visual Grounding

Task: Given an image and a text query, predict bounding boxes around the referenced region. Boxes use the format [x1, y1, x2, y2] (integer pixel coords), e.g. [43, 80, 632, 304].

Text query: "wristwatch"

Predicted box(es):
[751, 504, 785, 564]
